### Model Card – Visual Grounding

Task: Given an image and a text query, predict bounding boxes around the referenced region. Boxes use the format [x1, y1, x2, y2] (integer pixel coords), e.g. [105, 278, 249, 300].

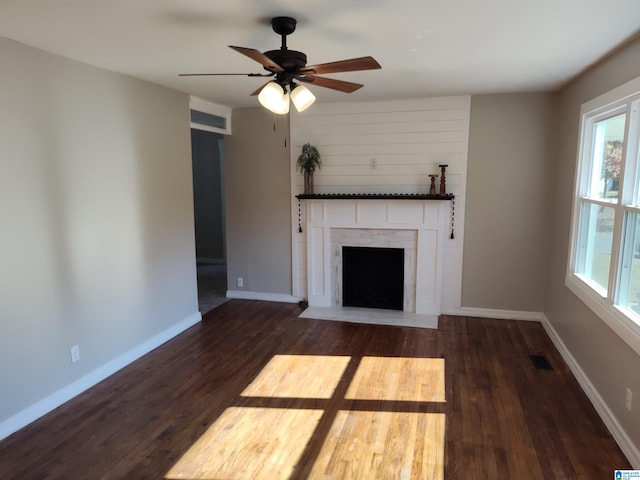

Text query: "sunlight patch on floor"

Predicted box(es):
[241, 354, 351, 399]
[165, 407, 323, 480]
[346, 357, 445, 402]
[309, 411, 445, 479]
[166, 354, 445, 480]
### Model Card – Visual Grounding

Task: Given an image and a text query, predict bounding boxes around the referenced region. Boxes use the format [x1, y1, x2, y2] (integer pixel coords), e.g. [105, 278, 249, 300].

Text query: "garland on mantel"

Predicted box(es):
[295, 194, 456, 239]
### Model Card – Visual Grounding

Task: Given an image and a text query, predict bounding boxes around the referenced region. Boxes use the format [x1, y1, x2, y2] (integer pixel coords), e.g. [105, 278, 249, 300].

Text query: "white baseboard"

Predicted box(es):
[443, 306, 544, 322]
[0, 311, 202, 442]
[540, 314, 640, 468]
[226, 290, 301, 304]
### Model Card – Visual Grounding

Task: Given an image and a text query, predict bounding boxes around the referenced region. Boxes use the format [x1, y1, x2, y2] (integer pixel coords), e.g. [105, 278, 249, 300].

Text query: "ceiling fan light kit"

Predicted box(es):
[180, 16, 381, 114]
[258, 81, 290, 114]
[258, 81, 316, 114]
[290, 84, 316, 112]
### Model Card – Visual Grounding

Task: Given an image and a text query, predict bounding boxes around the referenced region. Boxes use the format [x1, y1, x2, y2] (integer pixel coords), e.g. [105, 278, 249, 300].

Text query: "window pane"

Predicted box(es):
[576, 203, 615, 293]
[589, 114, 625, 202]
[617, 212, 640, 313]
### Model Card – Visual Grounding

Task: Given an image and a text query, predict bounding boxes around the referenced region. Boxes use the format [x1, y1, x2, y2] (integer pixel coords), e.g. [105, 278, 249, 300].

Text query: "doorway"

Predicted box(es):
[191, 128, 228, 314]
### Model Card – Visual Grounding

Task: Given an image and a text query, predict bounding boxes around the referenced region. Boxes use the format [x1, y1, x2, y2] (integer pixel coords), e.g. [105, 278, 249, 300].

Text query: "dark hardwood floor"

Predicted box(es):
[0, 300, 631, 479]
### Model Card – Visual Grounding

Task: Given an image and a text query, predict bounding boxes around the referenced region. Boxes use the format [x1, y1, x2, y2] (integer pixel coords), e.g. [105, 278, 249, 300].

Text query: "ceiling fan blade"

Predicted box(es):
[300, 56, 381, 75]
[229, 46, 284, 72]
[178, 73, 274, 77]
[299, 75, 364, 93]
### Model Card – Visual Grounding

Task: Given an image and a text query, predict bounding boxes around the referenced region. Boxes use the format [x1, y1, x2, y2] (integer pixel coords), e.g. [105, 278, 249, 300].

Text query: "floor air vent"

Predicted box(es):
[529, 354, 553, 370]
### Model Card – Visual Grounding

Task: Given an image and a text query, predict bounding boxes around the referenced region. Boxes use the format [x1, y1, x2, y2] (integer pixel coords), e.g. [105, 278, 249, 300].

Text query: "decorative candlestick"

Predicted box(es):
[438, 164, 448, 195]
[428, 174, 438, 195]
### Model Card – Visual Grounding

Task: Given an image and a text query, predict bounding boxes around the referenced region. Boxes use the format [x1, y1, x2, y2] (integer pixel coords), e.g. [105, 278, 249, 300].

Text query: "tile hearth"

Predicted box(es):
[299, 306, 438, 329]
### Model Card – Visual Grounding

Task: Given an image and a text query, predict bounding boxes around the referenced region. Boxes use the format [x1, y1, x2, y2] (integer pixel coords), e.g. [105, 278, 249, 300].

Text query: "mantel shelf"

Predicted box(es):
[296, 193, 454, 200]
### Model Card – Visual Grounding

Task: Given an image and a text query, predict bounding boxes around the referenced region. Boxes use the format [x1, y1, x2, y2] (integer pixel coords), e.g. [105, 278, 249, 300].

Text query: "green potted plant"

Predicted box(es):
[297, 143, 321, 194]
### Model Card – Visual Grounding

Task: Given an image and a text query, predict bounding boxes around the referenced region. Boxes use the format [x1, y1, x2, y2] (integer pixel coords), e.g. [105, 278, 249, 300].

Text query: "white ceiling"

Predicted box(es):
[1, 0, 639, 109]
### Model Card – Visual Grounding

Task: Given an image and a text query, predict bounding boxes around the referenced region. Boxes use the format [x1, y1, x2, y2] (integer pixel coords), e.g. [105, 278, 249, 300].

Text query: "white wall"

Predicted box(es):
[0, 38, 199, 438]
[290, 97, 470, 312]
[224, 107, 293, 300]
[464, 93, 554, 313]
[545, 35, 640, 465]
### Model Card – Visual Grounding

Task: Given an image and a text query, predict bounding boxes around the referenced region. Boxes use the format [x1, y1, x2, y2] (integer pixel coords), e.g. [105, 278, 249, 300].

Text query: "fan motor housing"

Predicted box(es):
[263, 49, 307, 70]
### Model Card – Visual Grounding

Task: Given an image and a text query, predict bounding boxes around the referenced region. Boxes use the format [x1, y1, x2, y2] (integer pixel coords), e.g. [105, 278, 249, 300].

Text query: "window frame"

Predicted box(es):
[566, 75, 640, 356]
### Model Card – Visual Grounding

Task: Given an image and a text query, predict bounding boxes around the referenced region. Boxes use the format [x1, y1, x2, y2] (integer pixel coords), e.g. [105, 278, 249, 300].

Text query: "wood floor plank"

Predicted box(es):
[0, 300, 632, 479]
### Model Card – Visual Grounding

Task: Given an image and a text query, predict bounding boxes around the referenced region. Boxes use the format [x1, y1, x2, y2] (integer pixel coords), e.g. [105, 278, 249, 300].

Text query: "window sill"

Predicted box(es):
[566, 273, 640, 356]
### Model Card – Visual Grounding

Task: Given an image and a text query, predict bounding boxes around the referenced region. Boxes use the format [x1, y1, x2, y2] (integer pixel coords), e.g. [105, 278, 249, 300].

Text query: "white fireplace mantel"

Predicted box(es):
[303, 198, 451, 321]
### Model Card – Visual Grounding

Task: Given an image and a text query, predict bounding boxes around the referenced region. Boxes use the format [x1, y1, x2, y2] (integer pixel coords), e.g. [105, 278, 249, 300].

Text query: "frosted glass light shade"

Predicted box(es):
[291, 85, 316, 112]
[258, 82, 289, 114]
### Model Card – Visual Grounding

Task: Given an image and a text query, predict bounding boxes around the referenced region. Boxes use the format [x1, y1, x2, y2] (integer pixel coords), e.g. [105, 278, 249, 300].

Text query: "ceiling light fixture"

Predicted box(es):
[179, 16, 381, 116]
[258, 81, 316, 115]
[290, 84, 316, 112]
[258, 81, 290, 114]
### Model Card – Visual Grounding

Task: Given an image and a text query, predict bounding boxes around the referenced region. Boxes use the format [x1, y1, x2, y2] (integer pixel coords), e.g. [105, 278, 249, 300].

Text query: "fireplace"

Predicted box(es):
[299, 198, 450, 327]
[342, 246, 404, 310]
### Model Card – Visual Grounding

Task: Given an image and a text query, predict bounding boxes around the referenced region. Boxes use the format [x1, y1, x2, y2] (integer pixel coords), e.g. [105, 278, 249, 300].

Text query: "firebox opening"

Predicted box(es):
[342, 246, 404, 311]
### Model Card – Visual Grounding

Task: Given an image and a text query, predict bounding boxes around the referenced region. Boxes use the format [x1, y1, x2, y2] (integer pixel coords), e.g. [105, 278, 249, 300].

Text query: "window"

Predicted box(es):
[567, 76, 640, 354]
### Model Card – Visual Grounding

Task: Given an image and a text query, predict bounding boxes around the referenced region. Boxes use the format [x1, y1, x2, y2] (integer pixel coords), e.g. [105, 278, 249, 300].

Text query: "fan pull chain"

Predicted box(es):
[298, 198, 303, 233]
[284, 113, 288, 148]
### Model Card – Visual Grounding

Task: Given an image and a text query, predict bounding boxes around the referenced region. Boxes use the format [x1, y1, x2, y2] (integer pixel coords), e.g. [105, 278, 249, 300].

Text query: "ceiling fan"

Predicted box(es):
[179, 16, 382, 114]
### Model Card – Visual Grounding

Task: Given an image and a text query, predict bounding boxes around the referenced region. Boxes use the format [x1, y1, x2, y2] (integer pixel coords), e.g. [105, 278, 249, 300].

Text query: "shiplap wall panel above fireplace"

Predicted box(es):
[290, 96, 471, 316]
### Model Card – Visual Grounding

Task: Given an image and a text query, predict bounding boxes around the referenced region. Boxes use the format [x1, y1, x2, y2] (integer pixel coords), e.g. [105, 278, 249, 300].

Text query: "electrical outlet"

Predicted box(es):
[237, 277, 244, 288]
[70, 345, 80, 363]
[626, 388, 633, 412]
